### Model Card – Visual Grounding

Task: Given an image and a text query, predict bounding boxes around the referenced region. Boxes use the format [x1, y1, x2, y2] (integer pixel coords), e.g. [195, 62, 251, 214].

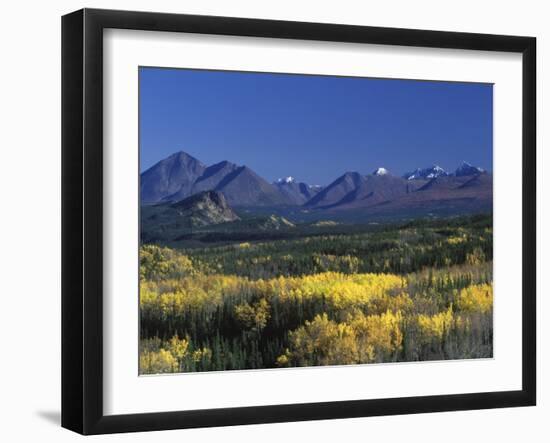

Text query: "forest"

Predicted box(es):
[139, 214, 493, 374]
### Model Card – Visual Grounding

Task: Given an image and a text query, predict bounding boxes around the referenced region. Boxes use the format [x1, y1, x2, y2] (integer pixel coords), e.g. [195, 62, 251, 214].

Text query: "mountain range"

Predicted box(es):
[141, 152, 295, 206]
[273, 176, 323, 205]
[140, 151, 492, 218]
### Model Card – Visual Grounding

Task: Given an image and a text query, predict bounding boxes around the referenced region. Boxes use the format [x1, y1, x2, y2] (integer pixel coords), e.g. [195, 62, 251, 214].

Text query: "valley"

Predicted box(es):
[138, 150, 493, 374]
[140, 214, 493, 373]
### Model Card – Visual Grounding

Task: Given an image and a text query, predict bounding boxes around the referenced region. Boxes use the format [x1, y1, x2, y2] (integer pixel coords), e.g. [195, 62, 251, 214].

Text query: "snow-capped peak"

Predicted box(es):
[425, 165, 445, 178]
[454, 161, 485, 177]
[404, 165, 448, 180]
[373, 167, 389, 176]
[275, 176, 295, 184]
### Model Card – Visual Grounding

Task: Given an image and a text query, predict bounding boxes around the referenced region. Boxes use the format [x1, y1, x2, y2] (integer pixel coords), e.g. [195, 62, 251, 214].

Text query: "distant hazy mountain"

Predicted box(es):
[141, 151, 319, 206]
[454, 161, 486, 177]
[337, 174, 425, 209]
[362, 172, 492, 217]
[458, 172, 492, 191]
[403, 165, 448, 180]
[141, 151, 491, 220]
[403, 162, 487, 180]
[305, 171, 423, 209]
[140, 151, 206, 203]
[417, 175, 469, 192]
[214, 165, 290, 206]
[302, 162, 490, 214]
[159, 161, 288, 206]
[273, 176, 323, 205]
[304, 172, 367, 208]
[163, 160, 240, 202]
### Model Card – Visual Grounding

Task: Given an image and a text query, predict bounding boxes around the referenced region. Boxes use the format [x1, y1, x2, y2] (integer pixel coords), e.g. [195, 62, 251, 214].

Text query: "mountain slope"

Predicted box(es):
[140, 151, 492, 220]
[274, 177, 323, 205]
[335, 174, 425, 209]
[170, 190, 240, 226]
[350, 173, 493, 217]
[141, 152, 297, 206]
[163, 160, 240, 202]
[403, 165, 448, 180]
[454, 161, 486, 177]
[140, 191, 240, 242]
[215, 166, 291, 206]
[140, 151, 207, 203]
[304, 172, 367, 208]
[417, 175, 470, 192]
[303, 165, 491, 218]
[305, 171, 424, 210]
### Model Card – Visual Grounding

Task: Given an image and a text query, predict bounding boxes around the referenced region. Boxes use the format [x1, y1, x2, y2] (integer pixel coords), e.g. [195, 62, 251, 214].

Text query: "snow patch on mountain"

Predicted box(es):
[404, 165, 448, 180]
[373, 167, 389, 176]
[454, 161, 485, 177]
[275, 176, 295, 184]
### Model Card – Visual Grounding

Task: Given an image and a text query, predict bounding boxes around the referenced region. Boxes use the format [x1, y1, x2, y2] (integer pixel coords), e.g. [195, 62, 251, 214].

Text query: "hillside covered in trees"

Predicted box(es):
[139, 214, 493, 374]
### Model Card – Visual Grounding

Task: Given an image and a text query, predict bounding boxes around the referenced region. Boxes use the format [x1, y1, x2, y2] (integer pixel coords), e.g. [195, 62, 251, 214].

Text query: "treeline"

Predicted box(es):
[169, 217, 492, 280]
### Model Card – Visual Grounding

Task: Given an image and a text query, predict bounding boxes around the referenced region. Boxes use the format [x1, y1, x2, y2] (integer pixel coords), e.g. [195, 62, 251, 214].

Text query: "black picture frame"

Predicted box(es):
[62, 8, 536, 435]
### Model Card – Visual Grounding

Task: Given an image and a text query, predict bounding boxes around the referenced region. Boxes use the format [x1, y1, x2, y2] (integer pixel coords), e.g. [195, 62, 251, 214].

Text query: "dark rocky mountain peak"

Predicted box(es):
[170, 190, 240, 226]
[140, 190, 241, 243]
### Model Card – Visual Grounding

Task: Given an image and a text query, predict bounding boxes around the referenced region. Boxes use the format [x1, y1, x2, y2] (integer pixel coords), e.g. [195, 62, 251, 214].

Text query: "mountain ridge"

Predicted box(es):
[141, 151, 491, 217]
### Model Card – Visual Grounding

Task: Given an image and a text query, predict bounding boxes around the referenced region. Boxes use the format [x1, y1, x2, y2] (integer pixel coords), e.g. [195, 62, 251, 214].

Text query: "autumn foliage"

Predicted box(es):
[139, 216, 493, 374]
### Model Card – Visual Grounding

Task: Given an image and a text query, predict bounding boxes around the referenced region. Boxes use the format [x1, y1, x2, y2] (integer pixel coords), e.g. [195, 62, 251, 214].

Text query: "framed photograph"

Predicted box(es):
[61, 8, 536, 435]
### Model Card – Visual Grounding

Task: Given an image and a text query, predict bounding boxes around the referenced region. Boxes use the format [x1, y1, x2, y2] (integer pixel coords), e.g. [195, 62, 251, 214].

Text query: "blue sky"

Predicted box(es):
[139, 67, 492, 185]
